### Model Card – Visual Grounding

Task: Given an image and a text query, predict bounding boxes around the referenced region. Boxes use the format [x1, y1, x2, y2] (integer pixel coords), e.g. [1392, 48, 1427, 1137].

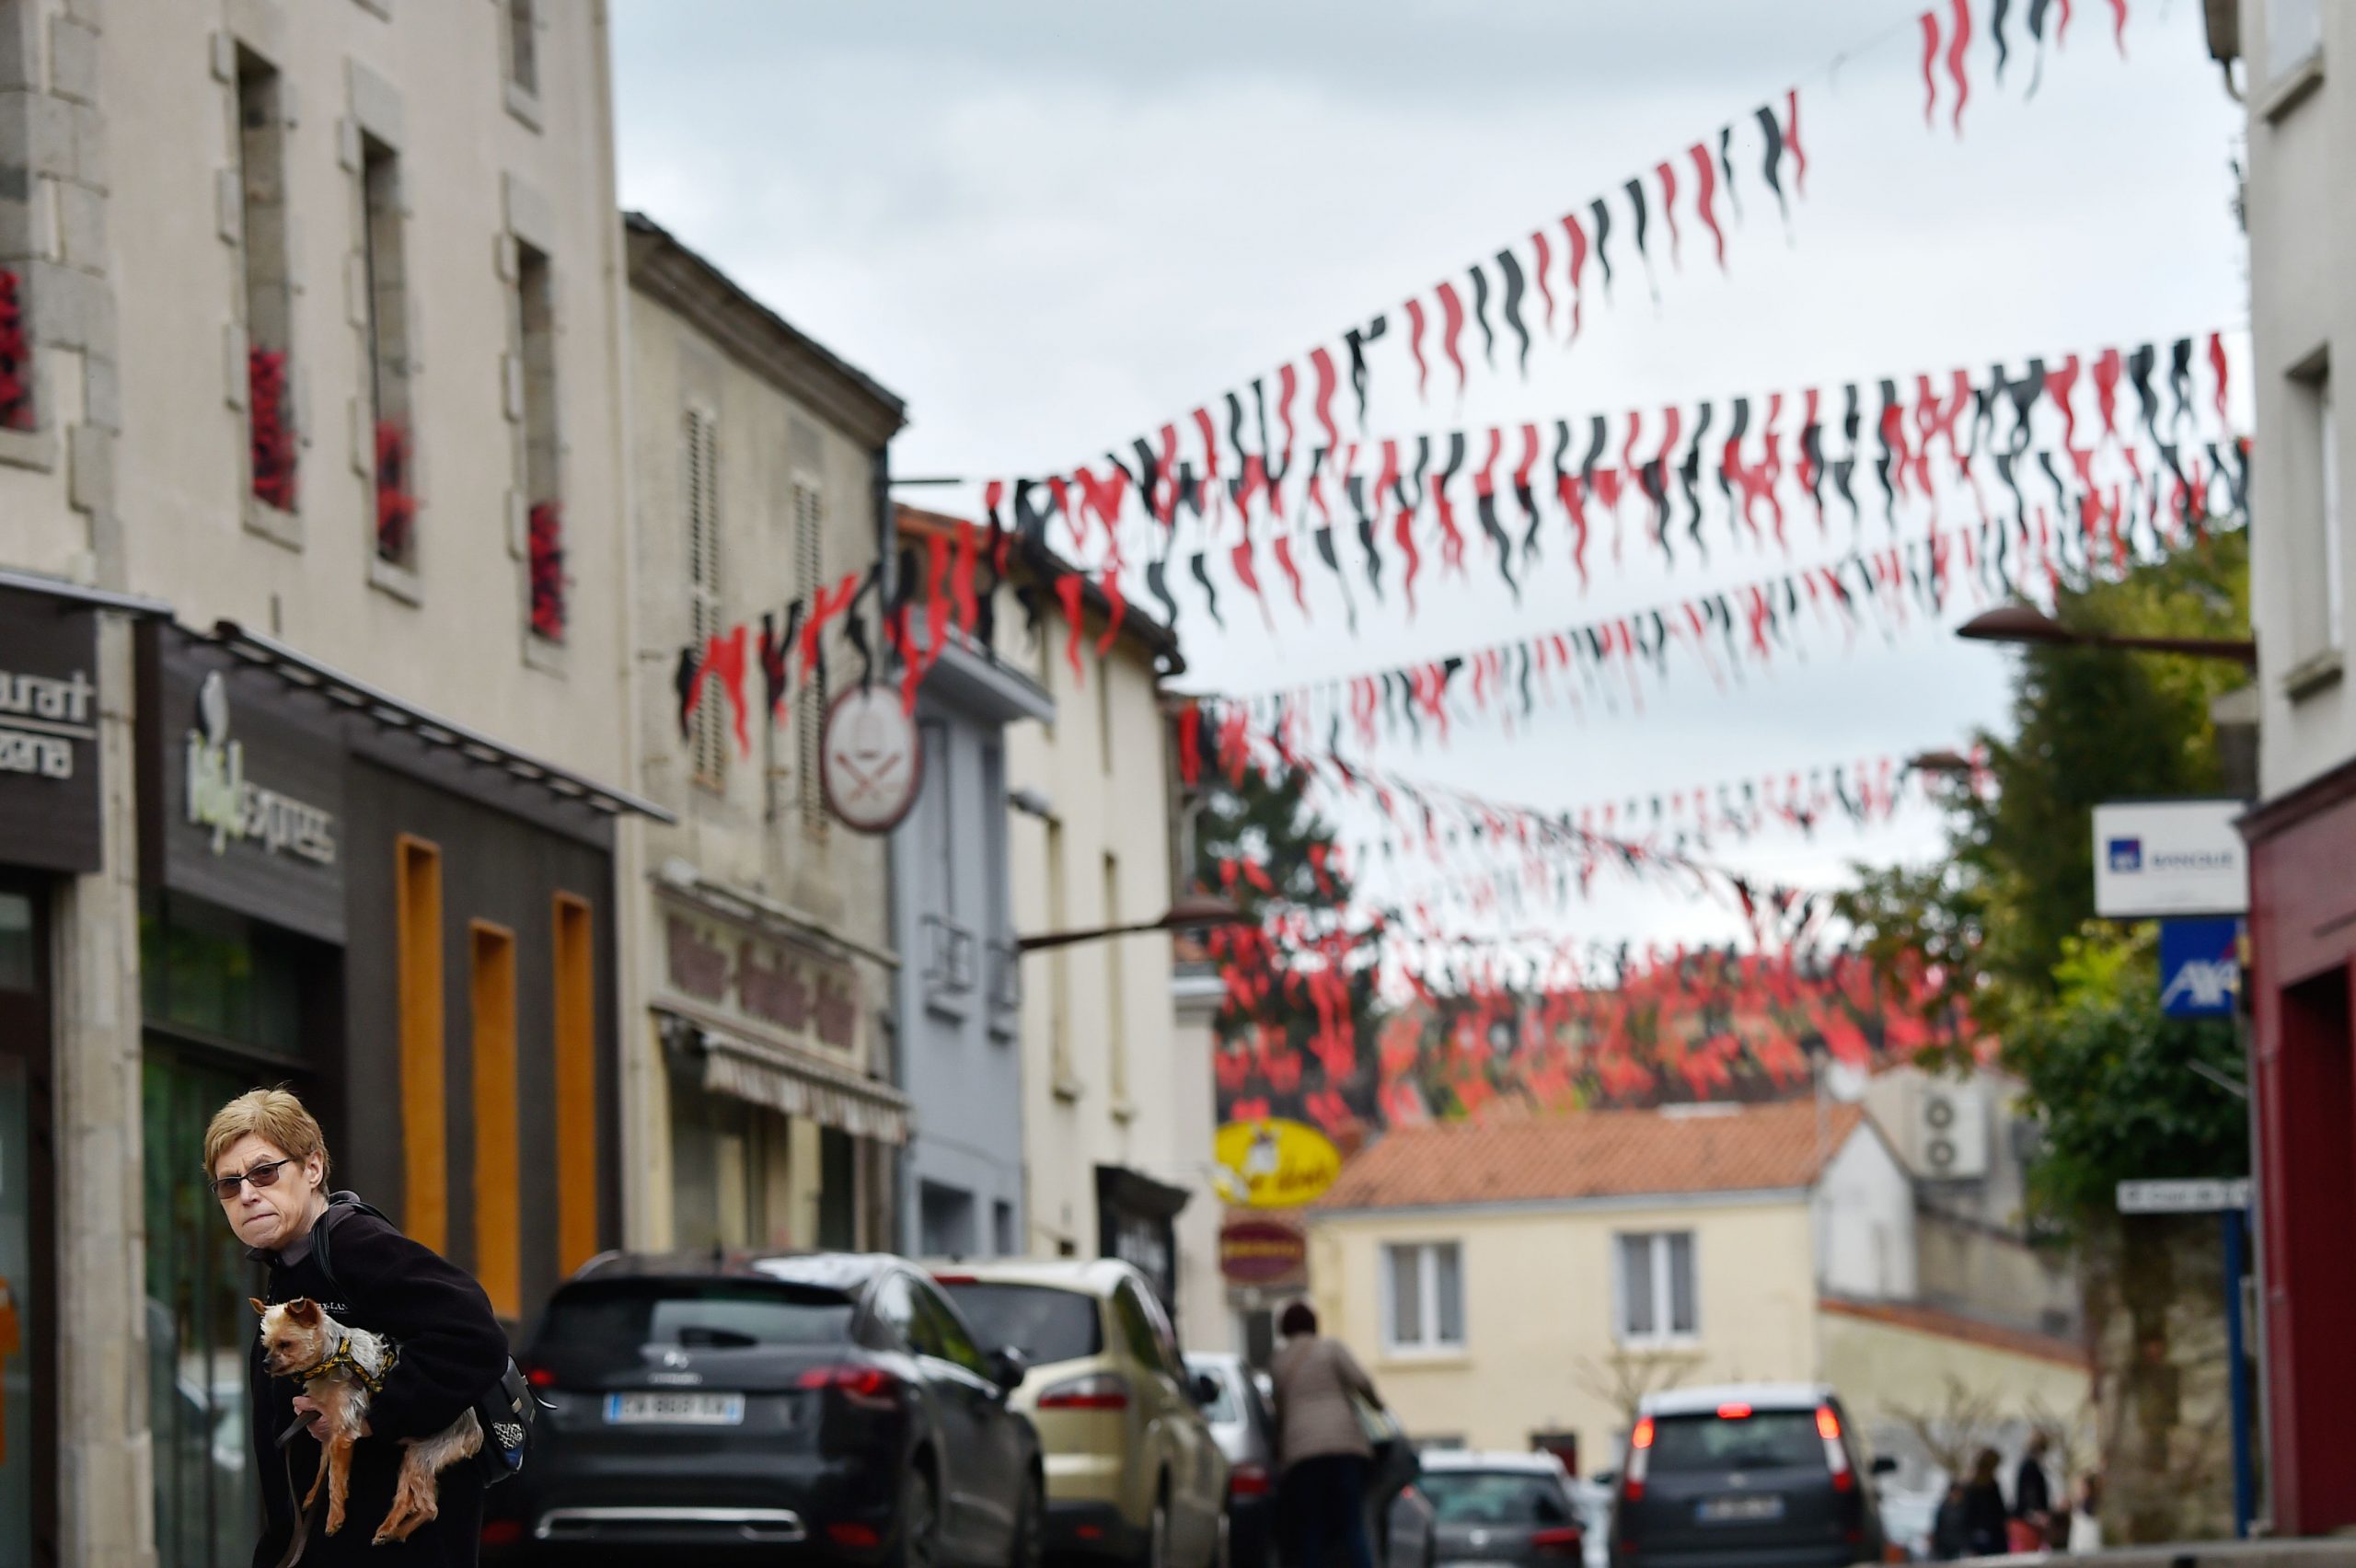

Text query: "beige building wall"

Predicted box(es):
[1005, 602, 1223, 1341]
[624, 226, 904, 1251]
[1310, 1196, 1819, 1465]
[1819, 1306, 2092, 1471]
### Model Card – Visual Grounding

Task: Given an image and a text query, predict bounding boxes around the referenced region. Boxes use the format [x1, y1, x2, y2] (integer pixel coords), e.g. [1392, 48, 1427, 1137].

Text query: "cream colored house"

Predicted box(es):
[997, 540, 1230, 1350]
[1307, 1101, 1912, 1471]
[623, 213, 910, 1258]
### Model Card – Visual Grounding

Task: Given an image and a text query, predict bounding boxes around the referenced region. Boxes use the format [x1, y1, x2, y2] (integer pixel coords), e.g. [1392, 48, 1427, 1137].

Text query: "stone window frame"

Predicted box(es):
[495, 0, 546, 134]
[498, 171, 567, 674]
[1, 0, 114, 491]
[341, 62, 428, 606]
[212, 6, 308, 552]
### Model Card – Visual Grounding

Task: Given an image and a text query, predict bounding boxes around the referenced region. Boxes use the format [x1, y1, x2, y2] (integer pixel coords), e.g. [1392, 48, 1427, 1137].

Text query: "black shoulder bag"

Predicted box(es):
[308, 1191, 538, 1489]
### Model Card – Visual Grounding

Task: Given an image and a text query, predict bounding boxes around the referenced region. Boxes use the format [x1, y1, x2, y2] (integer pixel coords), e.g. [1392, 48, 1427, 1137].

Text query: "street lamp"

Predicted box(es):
[1018, 892, 1251, 954]
[1956, 605, 2257, 667]
[1906, 749, 1975, 777]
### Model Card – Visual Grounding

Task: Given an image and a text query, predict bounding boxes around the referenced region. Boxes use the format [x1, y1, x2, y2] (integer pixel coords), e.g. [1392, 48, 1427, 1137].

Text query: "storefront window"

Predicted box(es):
[0, 894, 31, 992]
[0, 1052, 35, 1568]
[144, 1053, 267, 1568]
[140, 897, 311, 1059]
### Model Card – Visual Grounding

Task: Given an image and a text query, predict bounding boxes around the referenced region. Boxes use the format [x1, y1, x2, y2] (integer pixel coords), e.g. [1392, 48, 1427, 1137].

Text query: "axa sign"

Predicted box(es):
[2092, 800, 2246, 918]
[2159, 917, 2241, 1019]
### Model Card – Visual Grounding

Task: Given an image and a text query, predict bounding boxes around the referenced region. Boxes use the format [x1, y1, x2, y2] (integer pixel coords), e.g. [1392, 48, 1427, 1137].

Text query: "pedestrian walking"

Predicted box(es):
[1928, 1480, 1969, 1561]
[2066, 1473, 2105, 1553]
[2011, 1431, 2055, 1550]
[210, 1089, 511, 1566]
[1959, 1448, 2011, 1558]
[1269, 1301, 1381, 1568]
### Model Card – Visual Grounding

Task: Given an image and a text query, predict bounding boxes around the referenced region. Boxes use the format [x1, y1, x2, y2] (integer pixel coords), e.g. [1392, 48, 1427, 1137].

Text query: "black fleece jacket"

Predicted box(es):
[248, 1205, 510, 1567]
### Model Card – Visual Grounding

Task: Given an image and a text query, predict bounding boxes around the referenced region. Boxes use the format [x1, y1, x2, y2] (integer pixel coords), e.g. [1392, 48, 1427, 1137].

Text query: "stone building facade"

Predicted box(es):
[0, 5, 646, 1562]
[623, 213, 910, 1258]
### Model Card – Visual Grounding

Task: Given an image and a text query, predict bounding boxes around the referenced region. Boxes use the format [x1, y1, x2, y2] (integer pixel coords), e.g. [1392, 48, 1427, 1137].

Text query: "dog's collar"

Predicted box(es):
[283, 1335, 397, 1397]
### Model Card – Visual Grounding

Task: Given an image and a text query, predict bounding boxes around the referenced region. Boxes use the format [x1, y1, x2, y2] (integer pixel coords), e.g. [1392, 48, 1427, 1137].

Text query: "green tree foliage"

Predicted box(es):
[1838, 530, 2252, 1219]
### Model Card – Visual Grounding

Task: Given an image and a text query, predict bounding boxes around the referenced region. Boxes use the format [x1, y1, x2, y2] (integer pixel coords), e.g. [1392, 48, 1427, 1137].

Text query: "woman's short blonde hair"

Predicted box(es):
[202, 1088, 331, 1181]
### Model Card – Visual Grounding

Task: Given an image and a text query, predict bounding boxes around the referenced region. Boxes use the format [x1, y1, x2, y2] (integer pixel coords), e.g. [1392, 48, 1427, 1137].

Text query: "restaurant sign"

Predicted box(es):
[0, 590, 103, 874]
[664, 903, 860, 1056]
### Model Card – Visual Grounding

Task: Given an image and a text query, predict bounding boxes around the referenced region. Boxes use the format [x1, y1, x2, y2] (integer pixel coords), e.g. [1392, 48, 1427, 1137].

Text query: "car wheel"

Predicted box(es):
[894, 1463, 941, 1568]
[1009, 1470, 1045, 1568]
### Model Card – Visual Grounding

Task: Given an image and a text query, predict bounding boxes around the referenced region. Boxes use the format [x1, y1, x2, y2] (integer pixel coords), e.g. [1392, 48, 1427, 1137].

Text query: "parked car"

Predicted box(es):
[1184, 1350, 1436, 1568]
[1417, 1450, 1586, 1568]
[482, 1250, 1044, 1564]
[1607, 1384, 1890, 1568]
[933, 1260, 1226, 1568]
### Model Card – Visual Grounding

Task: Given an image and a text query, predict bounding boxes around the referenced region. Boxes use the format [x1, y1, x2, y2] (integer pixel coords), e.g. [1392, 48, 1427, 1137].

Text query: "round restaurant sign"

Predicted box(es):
[1218, 1216, 1309, 1286]
[1212, 1117, 1343, 1210]
[820, 686, 923, 835]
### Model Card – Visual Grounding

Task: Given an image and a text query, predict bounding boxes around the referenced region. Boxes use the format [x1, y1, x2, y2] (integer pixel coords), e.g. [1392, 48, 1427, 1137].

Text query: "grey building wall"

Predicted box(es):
[893, 640, 1049, 1258]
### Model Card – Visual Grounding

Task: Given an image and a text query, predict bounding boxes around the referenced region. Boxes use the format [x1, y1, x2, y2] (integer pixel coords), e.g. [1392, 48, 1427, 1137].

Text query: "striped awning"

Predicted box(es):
[683, 1018, 911, 1147]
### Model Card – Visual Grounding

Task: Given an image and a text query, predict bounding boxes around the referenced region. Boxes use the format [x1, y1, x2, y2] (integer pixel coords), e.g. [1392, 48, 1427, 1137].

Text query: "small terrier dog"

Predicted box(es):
[252, 1297, 483, 1544]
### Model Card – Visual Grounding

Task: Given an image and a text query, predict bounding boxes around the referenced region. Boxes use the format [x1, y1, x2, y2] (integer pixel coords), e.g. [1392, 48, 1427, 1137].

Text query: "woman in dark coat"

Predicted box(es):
[208, 1089, 510, 1567]
[1959, 1447, 2012, 1559]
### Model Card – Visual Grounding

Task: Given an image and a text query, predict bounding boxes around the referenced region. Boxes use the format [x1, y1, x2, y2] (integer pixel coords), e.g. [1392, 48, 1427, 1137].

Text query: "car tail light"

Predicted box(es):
[524, 1366, 555, 1389]
[1817, 1404, 1855, 1493]
[799, 1365, 900, 1409]
[1530, 1527, 1584, 1558]
[829, 1523, 883, 1549]
[1623, 1415, 1655, 1503]
[1230, 1462, 1273, 1498]
[1717, 1401, 1753, 1420]
[1037, 1373, 1130, 1411]
[480, 1519, 525, 1547]
[932, 1274, 977, 1286]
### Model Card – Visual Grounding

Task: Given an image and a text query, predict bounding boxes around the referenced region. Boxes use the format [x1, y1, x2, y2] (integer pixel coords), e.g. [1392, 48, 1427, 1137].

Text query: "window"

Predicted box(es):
[1103, 852, 1127, 1102]
[912, 1278, 993, 1378]
[2288, 356, 2344, 682]
[2268, 0, 2323, 80]
[504, 0, 539, 97]
[469, 922, 520, 1320]
[918, 1181, 976, 1258]
[685, 407, 725, 788]
[1382, 1241, 1465, 1353]
[396, 836, 445, 1251]
[362, 135, 416, 568]
[552, 894, 598, 1275]
[993, 1200, 1017, 1257]
[1096, 644, 1115, 774]
[1046, 817, 1072, 1090]
[1111, 1280, 1164, 1370]
[792, 476, 828, 838]
[512, 241, 564, 640]
[237, 52, 297, 515]
[1615, 1231, 1698, 1344]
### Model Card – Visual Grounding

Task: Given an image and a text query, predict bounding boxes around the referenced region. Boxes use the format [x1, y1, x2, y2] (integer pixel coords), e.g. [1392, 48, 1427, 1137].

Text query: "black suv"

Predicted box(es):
[1609, 1384, 1888, 1567]
[483, 1251, 1045, 1565]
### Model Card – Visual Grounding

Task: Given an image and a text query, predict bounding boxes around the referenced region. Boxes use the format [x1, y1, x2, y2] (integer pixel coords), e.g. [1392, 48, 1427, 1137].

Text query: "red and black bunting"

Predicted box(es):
[970, 333, 2244, 641]
[248, 348, 298, 513]
[0, 269, 32, 432]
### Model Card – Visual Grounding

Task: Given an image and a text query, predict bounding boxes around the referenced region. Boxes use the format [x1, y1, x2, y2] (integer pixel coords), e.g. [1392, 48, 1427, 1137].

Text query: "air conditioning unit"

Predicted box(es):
[1917, 1079, 1989, 1180]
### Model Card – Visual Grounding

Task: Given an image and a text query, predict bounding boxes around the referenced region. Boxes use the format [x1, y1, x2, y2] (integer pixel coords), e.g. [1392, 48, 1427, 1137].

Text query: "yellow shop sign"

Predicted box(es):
[1213, 1118, 1343, 1209]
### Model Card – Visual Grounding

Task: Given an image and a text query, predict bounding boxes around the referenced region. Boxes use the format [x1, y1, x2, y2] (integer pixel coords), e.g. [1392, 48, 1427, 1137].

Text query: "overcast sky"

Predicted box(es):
[612, 0, 2248, 954]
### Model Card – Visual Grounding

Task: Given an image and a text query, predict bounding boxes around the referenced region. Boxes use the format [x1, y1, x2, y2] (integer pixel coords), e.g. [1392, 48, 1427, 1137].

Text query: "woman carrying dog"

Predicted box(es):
[209, 1089, 509, 1566]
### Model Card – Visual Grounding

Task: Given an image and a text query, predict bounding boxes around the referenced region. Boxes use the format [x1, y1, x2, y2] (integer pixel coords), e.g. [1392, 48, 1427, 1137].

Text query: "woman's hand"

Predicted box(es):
[291, 1394, 369, 1443]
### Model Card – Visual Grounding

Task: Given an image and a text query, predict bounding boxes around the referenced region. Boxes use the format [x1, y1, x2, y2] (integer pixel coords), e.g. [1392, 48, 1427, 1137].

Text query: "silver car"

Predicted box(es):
[1184, 1352, 1438, 1568]
[1416, 1451, 1588, 1568]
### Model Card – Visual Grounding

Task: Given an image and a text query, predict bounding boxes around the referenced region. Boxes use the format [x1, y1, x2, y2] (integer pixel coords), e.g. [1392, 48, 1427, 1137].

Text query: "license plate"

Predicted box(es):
[604, 1391, 746, 1425]
[1697, 1494, 1784, 1523]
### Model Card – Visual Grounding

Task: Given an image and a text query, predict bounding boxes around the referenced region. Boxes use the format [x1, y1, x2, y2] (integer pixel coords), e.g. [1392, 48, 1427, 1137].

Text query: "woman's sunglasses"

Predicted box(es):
[211, 1157, 295, 1201]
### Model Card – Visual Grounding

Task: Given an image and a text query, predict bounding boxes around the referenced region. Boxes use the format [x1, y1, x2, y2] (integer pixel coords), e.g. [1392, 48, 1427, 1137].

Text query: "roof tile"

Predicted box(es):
[1315, 1101, 1865, 1212]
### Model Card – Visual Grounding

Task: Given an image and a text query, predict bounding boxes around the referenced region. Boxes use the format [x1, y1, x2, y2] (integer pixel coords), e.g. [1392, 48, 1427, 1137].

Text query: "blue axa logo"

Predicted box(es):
[2108, 836, 2142, 873]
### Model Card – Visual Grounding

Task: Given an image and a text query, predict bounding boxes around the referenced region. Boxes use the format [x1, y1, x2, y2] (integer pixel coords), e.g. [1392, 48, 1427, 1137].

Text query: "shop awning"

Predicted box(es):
[687, 1020, 912, 1147]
